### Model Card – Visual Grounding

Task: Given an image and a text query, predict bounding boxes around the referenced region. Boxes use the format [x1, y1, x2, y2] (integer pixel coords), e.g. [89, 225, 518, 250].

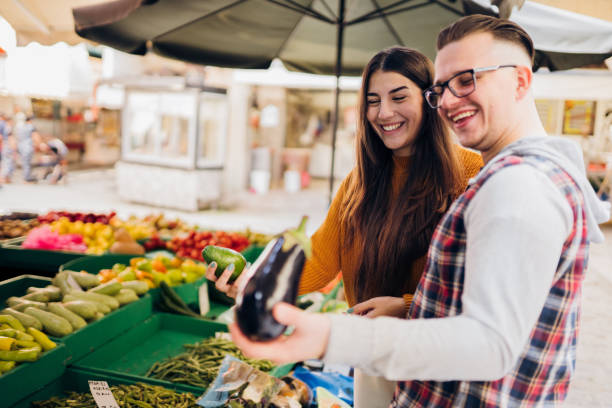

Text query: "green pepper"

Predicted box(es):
[0, 347, 40, 362]
[118, 266, 137, 281]
[0, 315, 26, 332]
[136, 260, 153, 272]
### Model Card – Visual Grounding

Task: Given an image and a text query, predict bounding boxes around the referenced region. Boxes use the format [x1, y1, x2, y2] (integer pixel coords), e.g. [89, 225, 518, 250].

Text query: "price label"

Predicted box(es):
[88, 380, 120, 408]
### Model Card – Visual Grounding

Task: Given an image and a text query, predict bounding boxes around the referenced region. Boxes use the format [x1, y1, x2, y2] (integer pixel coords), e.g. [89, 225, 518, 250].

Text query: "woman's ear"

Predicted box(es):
[515, 65, 532, 100]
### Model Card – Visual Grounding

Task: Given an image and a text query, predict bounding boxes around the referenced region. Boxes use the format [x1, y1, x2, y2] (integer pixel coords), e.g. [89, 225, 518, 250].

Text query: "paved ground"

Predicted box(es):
[1, 168, 611, 406]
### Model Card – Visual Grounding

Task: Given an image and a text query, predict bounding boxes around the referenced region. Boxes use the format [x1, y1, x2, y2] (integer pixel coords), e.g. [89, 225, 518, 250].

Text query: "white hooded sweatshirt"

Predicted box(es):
[323, 135, 610, 382]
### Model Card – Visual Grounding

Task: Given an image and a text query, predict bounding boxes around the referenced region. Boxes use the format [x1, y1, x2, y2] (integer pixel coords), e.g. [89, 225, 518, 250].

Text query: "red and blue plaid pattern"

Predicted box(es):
[394, 154, 589, 407]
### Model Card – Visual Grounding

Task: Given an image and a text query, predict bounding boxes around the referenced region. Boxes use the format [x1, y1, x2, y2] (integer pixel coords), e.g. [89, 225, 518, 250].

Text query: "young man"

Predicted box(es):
[230, 15, 610, 406]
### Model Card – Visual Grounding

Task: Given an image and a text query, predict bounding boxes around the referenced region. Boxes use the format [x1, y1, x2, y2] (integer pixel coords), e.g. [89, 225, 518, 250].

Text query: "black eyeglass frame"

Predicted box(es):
[423, 64, 517, 109]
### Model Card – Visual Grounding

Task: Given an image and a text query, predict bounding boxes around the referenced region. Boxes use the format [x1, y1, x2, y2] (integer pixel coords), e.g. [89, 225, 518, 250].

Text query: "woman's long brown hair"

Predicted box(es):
[340, 47, 463, 302]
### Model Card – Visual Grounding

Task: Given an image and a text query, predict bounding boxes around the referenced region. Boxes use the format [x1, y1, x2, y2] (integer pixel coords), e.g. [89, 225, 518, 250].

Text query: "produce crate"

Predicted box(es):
[0, 273, 155, 364]
[1, 342, 70, 408]
[10, 366, 203, 408]
[56, 294, 154, 364]
[73, 313, 293, 394]
[60, 253, 230, 320]
[0, 274, 52, 305]
[0, 237, 91, 277]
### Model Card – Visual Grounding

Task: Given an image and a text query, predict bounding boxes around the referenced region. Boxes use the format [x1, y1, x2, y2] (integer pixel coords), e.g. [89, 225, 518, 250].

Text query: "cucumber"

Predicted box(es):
[114, 289, 138, 306]
[24, 307, 73, 337]
[0, 308, 43, 331]
[62, 300, 98, 320]
[66, 271, 100, 289]
[6, 297, 46, 312]
[121, 280, 149, 295]
[68, 290, 119, 310]
[88, 281, 122, 296]
[52, 271, 73, 295]
[47, 303, 87, 331]
[21, 291, 50, 302]
[37, 286, 62, 301]
[63, 294, 110, 314]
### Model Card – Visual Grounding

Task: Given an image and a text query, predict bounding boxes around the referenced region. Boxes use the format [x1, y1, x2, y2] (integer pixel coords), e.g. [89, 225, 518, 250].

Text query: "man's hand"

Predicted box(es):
[350, 296, 406, 318]
[229, 302, 331, 365]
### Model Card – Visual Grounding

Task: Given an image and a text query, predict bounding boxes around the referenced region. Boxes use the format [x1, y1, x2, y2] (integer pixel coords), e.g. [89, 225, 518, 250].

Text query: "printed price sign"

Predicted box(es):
[88, 380, 120, 408]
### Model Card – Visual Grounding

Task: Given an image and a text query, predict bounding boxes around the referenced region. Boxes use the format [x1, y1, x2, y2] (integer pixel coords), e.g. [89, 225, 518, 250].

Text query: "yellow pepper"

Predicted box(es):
[27, 327, 56, 351]
[0, 336, 15, 351]
[0, 315, 25, 332]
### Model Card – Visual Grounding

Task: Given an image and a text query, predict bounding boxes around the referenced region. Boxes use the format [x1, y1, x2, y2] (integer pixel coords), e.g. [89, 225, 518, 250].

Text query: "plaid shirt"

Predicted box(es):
[394, 154, 589, 407]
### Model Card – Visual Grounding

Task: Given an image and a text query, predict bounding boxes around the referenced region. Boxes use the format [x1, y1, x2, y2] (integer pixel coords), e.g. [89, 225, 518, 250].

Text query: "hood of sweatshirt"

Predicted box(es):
[479, 135, 610, 243]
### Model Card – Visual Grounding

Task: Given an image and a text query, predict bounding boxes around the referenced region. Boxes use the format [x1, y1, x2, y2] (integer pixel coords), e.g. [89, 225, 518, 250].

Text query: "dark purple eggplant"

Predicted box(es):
[235, 216, 311, 341]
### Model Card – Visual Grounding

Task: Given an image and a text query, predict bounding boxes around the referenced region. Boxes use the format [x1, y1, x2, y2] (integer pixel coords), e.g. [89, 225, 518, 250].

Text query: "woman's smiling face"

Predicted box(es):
[366, 70, 425, 157]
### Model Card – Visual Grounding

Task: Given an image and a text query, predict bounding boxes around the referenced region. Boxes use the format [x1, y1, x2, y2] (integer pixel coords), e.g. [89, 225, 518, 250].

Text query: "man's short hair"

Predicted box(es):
[437, 14, 534, 65]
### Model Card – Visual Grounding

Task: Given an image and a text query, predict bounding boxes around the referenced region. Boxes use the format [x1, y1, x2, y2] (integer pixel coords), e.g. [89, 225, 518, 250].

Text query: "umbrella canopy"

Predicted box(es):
[72, 0, 612, 74]
[72, 0, 612, 201]
[73, 0, 467, 76]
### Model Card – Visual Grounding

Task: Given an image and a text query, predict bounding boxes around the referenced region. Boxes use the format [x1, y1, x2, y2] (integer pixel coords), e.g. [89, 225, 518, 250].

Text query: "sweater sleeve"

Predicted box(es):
[298, 173, 353, 295]
[323, 164, 573, 381]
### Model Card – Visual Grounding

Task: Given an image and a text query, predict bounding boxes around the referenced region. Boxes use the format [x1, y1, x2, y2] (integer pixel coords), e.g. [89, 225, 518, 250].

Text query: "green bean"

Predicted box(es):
[31, 383, 198, 408]
[145, 337, 274, 389]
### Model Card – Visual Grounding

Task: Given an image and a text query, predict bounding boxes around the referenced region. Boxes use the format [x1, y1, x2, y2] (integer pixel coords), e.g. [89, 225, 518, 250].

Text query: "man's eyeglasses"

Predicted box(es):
[423, 64, 517, 109]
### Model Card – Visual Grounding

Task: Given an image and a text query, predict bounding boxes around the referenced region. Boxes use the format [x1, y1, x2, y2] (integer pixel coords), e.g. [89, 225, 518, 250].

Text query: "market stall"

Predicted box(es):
[0, 210, 351, 408]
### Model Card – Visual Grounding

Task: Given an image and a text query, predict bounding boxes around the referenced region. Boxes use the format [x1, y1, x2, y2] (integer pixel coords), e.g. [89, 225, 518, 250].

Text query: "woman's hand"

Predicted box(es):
[350, 296, 406, 318]
[229, 302, 331, 365]
[205, 262, 250, 299]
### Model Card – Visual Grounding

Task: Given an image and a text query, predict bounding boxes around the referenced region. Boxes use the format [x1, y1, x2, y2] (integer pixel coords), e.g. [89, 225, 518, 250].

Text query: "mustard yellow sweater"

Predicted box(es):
[298, 146, 483, 307]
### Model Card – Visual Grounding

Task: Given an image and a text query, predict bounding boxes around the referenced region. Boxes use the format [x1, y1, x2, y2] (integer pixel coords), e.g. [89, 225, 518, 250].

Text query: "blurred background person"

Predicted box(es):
[38, 135, 68, 184]
[13, 112, 39, 183]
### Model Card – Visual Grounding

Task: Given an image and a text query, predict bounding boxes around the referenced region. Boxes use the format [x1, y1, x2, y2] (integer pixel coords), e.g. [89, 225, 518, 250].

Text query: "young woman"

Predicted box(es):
[208, 47, 483, 407]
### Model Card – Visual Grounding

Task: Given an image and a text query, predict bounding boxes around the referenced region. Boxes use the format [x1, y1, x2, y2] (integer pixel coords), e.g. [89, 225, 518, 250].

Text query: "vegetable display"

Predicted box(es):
[31, 382, 199, 408]
[146, 337, 274, 389]
[236, 216, 311, 341]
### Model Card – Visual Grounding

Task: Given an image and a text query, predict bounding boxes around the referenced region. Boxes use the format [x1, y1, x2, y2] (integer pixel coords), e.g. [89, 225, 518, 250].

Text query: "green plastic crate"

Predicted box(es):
[60, 253, 230, 320]
[1, 342, 70, 408]
[73, 313, 293, 394]
[73, 313, 230, 394]
[57, 294, 155, 364]
[0, 237, 91, 277]
[0, 274, 52, 306]
[0, 272, 155, 364]
[10, 366, 203, 408]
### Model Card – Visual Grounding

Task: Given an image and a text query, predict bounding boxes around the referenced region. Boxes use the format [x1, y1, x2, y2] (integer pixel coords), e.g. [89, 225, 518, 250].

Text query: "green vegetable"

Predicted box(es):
[0, 308, 41, 330]
[158, 281, 200, 318]
[121, 280, 149, 295]
[30, 382, 198, 407]
[21, 291, 50, 302]
[0, 347, 40, 362]
[67, 271, 100, 289]
[63, 294, 110, 314]
[88, 281, 122, 296]
[202, 246, 247, 283]
[6, 297, 46, 312]
[0, 314, 26, 332]
[47, 303, 87, 330]
[25, 286, 62, 301]
[15, 339, 41, 350]
[67, 290, 119, 310]
[62, 300, 98, 320]
[27, 327, 56, 351]
[146, 337, 273, 389]
[114, 288, 139, 305]
[24, 307, 73, 337]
